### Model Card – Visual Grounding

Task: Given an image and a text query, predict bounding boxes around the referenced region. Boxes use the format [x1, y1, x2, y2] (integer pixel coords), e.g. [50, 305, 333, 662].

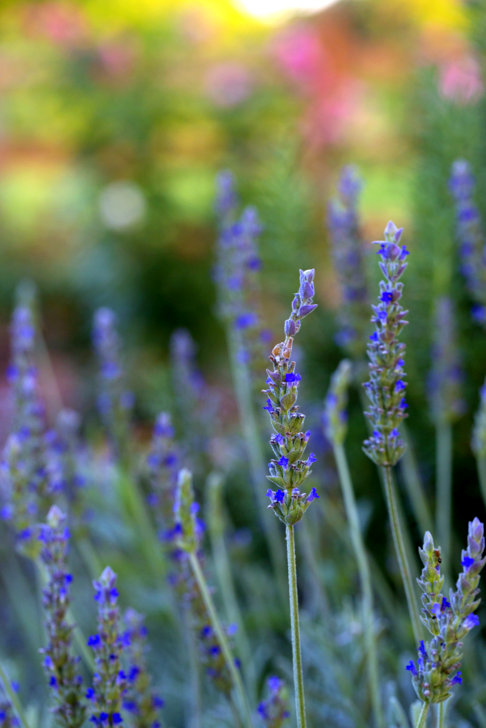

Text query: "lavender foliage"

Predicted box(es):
[87, 566, 126, 726]
[449, 159, 486, 325]
[363, 221, 410, 467]
[407, 519, 485, 703]
[427, 296, 464, 424]
[263, 269, 319, 525]
[326, 166, 369, 359]
[39, 505, 86, 728]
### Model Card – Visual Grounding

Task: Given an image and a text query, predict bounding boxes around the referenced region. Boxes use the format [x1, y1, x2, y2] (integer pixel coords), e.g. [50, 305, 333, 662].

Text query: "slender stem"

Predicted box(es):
[334, 444, 383, 728]
[382, 466, 421, 645]
[286, 524, 307, 728]
[436, 700, 447, 728]
[184, 608, 202, 728]
[188, 552, 253, 728]
[0, 662, 31, 728]
[476, 455, 486, 510]
[435, 422, 452, 569]
[226, 330, 287, 599]
[400, 422, 432, 535]
[415, 702, 429, 728]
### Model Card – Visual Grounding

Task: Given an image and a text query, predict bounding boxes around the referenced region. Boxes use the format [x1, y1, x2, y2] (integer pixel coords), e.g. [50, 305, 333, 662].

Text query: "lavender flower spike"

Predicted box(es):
[326, 166, 369, 358]
[407, 520, 485, 704]
[88, 566, 126, 726]
[449, 159, 486, 326]
[363, 221, 409, 467]
[121, 608, 164, 726]
[39, 505, 86, 728]
[257, 676, 290, 727]
[263, 269, 318, 525]
[427, 297, 464, 425]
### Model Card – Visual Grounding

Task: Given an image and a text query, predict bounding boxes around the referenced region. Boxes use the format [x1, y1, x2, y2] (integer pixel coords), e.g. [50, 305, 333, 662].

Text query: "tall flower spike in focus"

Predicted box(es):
[407, 519, 485, 705]
[363, 221, 410, 467]
[87, 566, 126, 726]
[326, 166, 369, 359]
[263, 269, 319, 525]
[39, 505, 86, 728]
[92, 308, 133, 458]
[449, 159, 486, 326]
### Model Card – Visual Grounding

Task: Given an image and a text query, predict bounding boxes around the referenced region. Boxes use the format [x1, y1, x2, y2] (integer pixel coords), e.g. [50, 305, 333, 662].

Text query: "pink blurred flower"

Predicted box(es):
[97, 42, 136, 79]
[439, 56, 483, 104]
[205, 63, 254, 108]
[303, 80, 364, 146]
[272, 25, 322, 88]
[24, 2, 87, 48]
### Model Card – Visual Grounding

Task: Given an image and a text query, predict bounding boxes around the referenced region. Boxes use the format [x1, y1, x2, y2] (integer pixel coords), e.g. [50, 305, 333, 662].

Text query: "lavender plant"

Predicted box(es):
[121, 608, 164, 727]
[326, 166, 369, 359]
[257, 676, 290, 728]
[323, 359, 383, 728]
[172, 468, 253, 726]
[87, 566, 126, 726]
[263, 269, 318, 728]
[449, 159, 486, 326]
[407, 518, 485, 728]
[39, 505, 86, 728]
[362, 221, 422, 644]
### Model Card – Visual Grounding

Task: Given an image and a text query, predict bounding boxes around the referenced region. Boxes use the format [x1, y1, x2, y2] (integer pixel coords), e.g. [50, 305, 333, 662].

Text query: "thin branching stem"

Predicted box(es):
[415, 702, 429, 728]
[436, 421, 452, 570]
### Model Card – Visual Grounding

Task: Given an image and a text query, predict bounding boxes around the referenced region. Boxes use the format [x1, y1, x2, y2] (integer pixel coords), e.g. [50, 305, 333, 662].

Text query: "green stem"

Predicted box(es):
[382, 466, 421, 645]
[184, 609, 202, 728]
[476, 455, 486, 510]
[435, 422, 452, 569]
[188, 552, 253, 727]
[286, 524, 307, 728]
[334, 444, 383, 728]
[227, 330, 286, 599]
[415, 702, 429, 728]
[0, 662, 31, 728]
[436, 700, 447, 728]
[400, 422, 432, 536]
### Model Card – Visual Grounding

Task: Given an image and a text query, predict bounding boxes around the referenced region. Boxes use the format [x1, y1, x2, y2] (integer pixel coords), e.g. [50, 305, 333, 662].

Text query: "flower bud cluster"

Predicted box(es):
[322, 359, 352, 446]
[92, 308, 133, 456]
[406, 519, 485, 703]
[326, 166, 369, 358]
[427, 297, 464, 425]
[120, 608, 164, 727]
[449, 160, 486, 326]
[472, 378, 486, 457]
[263, 270, 319, 525]
[362, 221, 410, 467]
[172, 469, 204, 555]
[87, 566, 126, 725]
[257, 676, 290, 727]
[146, 412, 180, 534]
[39, 505, 86, 728]
[0, 689, 19, 728]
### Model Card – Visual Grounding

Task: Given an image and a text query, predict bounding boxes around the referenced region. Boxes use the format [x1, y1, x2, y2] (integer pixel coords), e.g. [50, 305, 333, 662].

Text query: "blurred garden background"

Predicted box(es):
[2, 0, 486, 726]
